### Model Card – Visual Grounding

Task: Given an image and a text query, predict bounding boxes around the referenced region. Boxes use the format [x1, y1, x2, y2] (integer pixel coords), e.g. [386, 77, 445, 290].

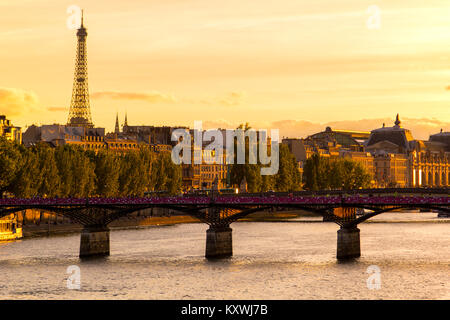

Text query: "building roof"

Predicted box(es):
[366, 114, 415, 151]
[307, 127, 365, 149]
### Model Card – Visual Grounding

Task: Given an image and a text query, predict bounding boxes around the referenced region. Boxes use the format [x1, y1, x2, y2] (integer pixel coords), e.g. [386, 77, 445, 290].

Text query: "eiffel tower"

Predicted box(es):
[67, 10, 94, 128]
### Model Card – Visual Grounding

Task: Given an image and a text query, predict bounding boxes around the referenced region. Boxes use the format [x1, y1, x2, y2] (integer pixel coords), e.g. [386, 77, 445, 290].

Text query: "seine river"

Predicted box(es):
[0, 212, 448, 300]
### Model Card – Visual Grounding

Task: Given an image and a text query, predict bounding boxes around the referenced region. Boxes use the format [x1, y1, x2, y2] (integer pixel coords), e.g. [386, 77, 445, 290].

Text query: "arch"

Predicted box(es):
[343, 205, 450, 228]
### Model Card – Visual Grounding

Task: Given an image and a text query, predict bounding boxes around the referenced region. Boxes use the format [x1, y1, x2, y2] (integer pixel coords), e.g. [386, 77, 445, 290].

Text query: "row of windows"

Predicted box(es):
[201, 173, 226, 180]
[82, 143, 138, 149]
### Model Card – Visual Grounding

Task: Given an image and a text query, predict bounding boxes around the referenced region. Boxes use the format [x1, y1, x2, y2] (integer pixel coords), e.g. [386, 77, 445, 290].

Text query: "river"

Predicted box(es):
[0, 211, 448, 300]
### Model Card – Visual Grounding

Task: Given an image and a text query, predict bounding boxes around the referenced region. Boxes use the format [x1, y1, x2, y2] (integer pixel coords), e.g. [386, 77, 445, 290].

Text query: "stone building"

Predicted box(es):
[0, 115, 22, 143]
[283, 115, 449, 188]
[22, 124, 138, 153]
[366, 114, 449, 187]
[282, 127, 372, 182]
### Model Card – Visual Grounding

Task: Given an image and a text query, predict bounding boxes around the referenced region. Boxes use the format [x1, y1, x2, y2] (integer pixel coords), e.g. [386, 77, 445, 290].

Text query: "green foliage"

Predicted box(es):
[9, 145, 41, 197]
[0, 137, 22, 194]
[274, 144, 302, 192]
[229, 124, 302, 192]
[151, 151, 182, 194]
[303, 154, 372, 191]
[94, 150, 120, 197]
[0, 139, 182, 198]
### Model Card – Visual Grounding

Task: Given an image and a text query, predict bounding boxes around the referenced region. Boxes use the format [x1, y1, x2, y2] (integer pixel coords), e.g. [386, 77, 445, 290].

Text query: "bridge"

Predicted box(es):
[0, 188, 448, 260]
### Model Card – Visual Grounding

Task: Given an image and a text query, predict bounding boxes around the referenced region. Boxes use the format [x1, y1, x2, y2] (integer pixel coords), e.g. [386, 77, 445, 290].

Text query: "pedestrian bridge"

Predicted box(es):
[0, 188, 448, 260]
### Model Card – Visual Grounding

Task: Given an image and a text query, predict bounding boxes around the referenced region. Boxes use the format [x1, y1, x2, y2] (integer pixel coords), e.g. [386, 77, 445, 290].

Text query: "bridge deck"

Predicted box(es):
[0, 195, 448, 207]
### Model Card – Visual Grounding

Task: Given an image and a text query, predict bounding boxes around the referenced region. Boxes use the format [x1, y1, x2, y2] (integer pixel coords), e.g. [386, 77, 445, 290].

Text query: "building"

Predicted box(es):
[366, 114, 449, 187]
[23, 124, 139, 154]
[0, 115, 22, 143]
[308, 127, 370, 152]
[282, 127, 372, 182]
[283, 115, 449, 188]
[181, 130, 229, 191]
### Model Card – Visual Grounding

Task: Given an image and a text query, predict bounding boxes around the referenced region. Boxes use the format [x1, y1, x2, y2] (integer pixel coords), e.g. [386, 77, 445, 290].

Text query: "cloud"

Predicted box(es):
[200, 117, 448, 141]
[92, 90, 245, 108]
[91, 91, 178, 103]
[0, 87, 41, 116]
[271, 117, 449, 140]
[218, 92, 245, 107]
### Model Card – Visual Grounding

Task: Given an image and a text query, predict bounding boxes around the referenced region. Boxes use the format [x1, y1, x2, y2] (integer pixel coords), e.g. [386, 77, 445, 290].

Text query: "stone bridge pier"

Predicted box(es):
[79, 225, 110, 258]
[205, 225, 233, 259]
[336, 226, 361, 260]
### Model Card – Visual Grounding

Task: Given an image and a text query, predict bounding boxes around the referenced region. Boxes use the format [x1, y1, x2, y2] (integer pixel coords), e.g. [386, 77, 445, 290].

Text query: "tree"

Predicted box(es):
[9, 145, 41, 197]
[36, 144, 61, 197]
[151, 152, 182, 195]
[54, 145, 95, 197]
[229, 123, 263, 192]
[303, 154, 372, 190]
[94, 150, 120, 197]
[230, 124, 302, 192]
[273, 144, 302, 192]
[0, 137, 22, 195]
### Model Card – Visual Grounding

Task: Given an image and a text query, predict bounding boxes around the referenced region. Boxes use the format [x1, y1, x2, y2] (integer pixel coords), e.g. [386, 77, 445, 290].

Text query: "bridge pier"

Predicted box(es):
[337, 226, 360, 260]
[79, 226, 110, 258]
[205, 225, 233, 259]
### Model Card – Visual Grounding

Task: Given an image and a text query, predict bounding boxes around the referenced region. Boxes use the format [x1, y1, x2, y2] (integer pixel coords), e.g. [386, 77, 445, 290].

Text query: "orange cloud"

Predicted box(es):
[92, 90, 245, 107]
[272, 117, 449, 140]
[218, 92, 245, 106]
[201, 117, 448, 141]
[0, 87, 40, 116]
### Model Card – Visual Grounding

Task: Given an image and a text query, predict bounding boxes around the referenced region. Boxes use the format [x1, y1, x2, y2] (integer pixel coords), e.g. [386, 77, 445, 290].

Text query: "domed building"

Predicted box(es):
[366, 115, 449, 187]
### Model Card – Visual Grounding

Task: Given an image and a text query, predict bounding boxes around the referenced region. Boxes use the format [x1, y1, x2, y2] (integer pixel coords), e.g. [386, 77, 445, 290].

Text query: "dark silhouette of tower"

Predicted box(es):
[115, 112, 120, 133]
[67, 10, 94, 128]
[123, 112, 128, 133]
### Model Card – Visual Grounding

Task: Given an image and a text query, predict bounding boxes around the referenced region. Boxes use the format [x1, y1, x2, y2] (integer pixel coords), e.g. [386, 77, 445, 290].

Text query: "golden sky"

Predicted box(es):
[0, 0, 449, 139]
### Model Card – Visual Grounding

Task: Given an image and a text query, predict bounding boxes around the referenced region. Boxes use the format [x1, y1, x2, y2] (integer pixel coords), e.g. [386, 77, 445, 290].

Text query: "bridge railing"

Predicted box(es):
[0, 194, 448, 207]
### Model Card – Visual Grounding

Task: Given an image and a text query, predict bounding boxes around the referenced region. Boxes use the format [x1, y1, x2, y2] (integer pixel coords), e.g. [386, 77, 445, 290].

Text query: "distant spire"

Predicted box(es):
[124, 112, 128, 127]
[81, 9, 84, 27]
[115, 112, 120, 133]
[394, 113, 401, 127]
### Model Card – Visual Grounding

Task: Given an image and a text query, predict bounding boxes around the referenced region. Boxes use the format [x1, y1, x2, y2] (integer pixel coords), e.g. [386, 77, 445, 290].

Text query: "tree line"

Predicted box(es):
[302, 153, 372, 190]
[0, 137, 182, 198]
[0, 132, 373, 198]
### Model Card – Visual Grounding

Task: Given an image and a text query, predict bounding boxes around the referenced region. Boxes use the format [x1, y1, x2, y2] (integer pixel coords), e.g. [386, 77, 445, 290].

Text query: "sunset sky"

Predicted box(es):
[0, 0, 449, 139]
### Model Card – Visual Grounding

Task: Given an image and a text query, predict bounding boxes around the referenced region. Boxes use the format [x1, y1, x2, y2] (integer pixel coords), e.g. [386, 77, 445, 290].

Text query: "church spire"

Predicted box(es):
[115, 112, 120, 134]
[123, 112, 128, 133]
